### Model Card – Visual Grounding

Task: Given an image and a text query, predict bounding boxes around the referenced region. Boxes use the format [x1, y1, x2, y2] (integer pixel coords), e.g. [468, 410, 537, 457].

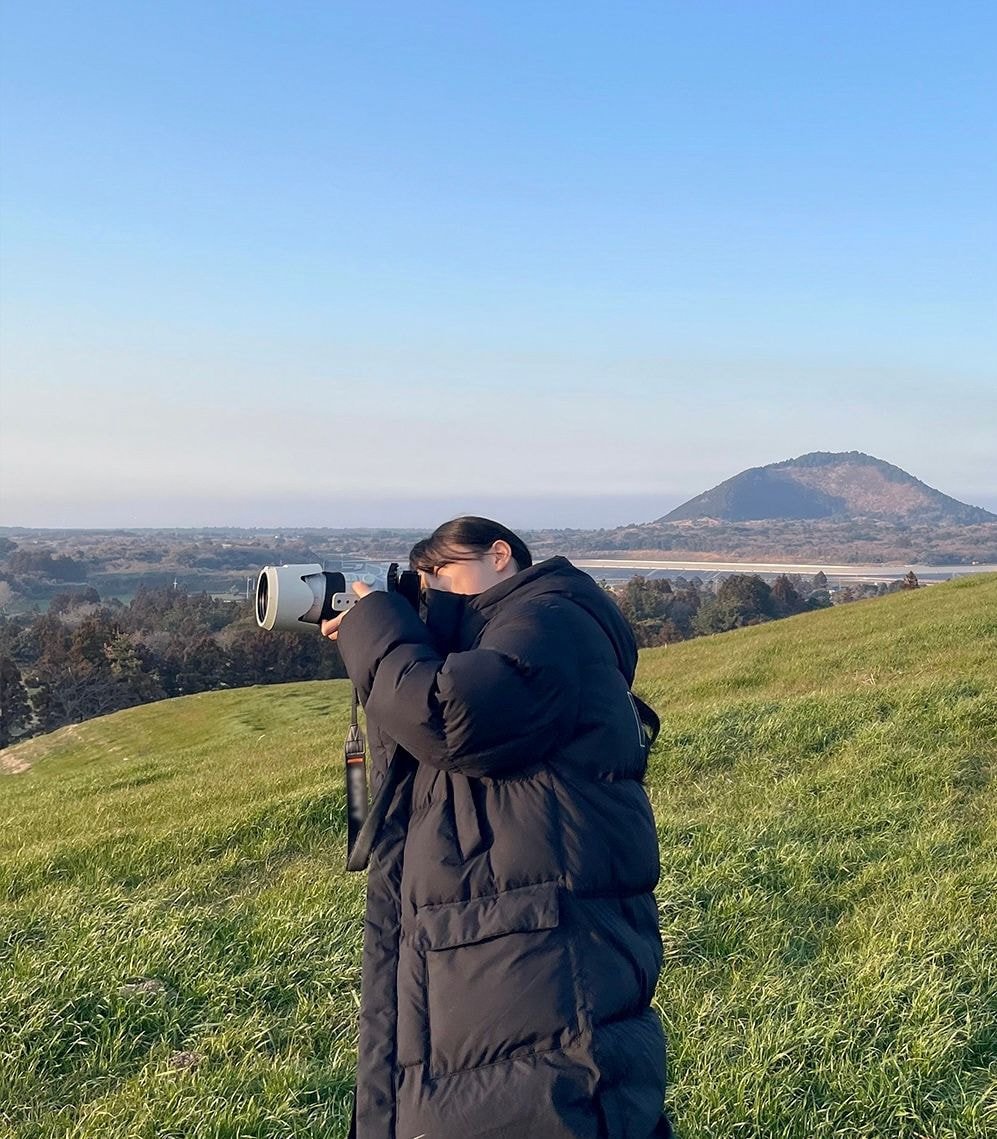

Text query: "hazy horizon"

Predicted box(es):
[2, 483, 996, 534]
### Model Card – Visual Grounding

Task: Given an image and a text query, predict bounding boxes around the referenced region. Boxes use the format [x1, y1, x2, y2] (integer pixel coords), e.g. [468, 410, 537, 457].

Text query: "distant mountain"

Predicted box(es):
[659, 452, 997, 525]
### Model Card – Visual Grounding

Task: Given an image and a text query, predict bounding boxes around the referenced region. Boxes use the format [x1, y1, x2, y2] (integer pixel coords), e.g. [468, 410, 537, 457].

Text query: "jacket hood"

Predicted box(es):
[468, 556, 639, 684]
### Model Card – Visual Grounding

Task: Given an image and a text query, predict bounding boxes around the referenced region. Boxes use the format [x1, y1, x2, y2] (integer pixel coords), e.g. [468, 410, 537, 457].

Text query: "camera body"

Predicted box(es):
[256, 560, 420, 632]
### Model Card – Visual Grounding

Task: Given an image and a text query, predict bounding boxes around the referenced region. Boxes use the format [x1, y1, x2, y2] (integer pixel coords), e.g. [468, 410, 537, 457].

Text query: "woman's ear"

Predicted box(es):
[491, 540, 514, 573]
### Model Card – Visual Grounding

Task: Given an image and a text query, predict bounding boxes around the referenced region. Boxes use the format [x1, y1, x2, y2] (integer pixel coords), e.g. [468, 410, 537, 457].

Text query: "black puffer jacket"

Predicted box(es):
[338, 557, 670, 1139]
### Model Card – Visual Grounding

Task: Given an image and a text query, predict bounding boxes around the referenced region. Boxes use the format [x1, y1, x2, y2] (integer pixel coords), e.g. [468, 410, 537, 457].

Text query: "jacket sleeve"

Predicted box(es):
[336, 591, 581, 777]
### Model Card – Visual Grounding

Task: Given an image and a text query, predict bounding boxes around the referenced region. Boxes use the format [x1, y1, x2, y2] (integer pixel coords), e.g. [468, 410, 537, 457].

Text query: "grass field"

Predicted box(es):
[2, 574, 995, 1138]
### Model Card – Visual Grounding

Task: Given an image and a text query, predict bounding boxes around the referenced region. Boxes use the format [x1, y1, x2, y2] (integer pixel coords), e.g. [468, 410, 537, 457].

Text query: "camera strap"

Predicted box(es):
[344, 690, 409, 874]
[344, 686, 369, 863]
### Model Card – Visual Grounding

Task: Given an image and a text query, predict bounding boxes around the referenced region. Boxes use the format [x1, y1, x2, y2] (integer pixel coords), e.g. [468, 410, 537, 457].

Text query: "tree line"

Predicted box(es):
[609, 570, 919, 647]
[0, 585, 346, 747]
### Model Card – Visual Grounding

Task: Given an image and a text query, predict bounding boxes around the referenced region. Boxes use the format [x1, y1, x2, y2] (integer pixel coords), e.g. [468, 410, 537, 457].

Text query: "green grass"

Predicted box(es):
[2, 575, 996, 1138]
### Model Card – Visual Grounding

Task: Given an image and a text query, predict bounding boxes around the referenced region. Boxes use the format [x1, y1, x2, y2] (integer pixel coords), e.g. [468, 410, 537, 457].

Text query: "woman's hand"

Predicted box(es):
[321, 580, 373, 641]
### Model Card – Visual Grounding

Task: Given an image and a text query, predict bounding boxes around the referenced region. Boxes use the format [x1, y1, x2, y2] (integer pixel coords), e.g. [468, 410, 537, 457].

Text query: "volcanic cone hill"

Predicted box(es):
[660, 451, 997, 525]
[2, 573, 996, 1138]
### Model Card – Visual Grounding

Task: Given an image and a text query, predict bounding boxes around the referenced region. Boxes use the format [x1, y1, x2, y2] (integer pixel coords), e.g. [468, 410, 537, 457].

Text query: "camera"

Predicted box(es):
[256, 560, 421, 632]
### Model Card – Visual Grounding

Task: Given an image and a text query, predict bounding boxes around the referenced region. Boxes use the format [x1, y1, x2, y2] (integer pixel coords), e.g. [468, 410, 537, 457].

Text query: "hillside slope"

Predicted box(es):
[2, 575, 996, 1138]
[659, 450, 997, 524]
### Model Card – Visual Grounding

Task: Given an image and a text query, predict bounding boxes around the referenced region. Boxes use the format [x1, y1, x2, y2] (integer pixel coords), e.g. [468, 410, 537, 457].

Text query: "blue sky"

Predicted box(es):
[1, 1, 995, 527]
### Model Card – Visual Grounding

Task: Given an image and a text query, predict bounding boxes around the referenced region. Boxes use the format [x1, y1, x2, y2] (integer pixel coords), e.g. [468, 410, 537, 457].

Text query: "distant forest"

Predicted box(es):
[0, 570, 920, 748]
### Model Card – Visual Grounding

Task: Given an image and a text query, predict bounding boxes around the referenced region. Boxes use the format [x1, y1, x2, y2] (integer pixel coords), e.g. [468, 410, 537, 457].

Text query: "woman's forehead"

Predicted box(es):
[432, 544, 478, 565]
[412, 540, 475, 570]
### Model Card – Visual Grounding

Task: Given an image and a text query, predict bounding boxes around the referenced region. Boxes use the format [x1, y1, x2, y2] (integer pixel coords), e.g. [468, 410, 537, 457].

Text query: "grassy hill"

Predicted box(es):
[2, 575, 995, 1139]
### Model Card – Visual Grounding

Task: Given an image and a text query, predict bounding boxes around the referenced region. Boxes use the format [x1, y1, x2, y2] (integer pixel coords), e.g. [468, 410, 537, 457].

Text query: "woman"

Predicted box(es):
[323, 517, 672, 1139]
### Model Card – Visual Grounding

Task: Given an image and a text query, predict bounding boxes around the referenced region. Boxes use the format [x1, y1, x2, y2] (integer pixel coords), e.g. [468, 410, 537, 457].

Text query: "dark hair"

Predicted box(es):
[409, 516, 532, 574]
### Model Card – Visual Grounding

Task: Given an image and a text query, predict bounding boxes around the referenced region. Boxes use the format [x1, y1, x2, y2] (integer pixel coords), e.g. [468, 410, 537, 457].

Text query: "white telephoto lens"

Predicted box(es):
[256, 563, 328, 630]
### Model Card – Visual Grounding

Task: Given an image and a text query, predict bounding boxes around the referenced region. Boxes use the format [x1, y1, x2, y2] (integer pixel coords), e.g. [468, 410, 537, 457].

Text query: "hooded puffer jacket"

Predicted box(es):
[337, 556, 671, 1139]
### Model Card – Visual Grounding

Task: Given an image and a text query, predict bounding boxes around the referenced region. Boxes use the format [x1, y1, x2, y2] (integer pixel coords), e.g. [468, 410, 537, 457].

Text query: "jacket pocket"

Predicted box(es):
[415, 881, 576, 1078]
[414, 880, 559, 951]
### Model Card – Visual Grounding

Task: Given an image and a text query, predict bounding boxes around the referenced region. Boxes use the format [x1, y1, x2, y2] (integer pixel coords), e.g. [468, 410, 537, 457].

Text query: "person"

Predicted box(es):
[323, 516, 672, 1139]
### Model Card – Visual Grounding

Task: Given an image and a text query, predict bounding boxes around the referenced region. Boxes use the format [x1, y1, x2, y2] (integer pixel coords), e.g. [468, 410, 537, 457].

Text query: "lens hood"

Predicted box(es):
[256, 563, 346, 631]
